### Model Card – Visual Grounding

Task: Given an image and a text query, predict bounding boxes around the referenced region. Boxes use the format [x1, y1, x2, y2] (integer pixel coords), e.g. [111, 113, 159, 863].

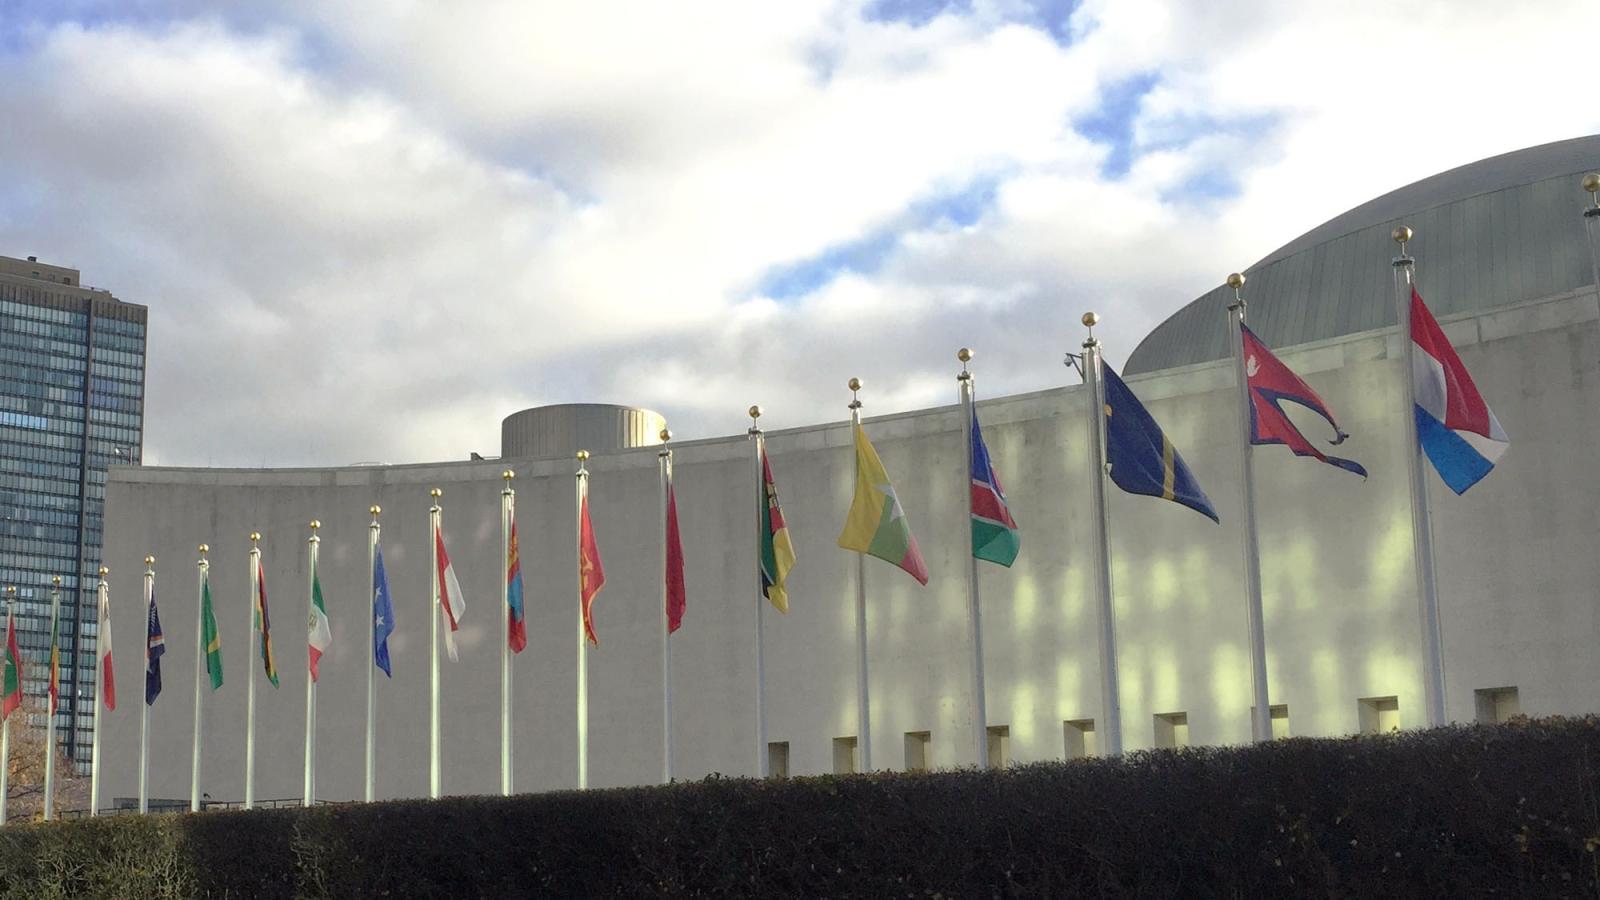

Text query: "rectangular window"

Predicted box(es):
[1358, 696, 1400, 734]
[1474, 687, 1520, 724]
[1064, 718, 1096, 759]
[832, 736, 858, 775]
[767, 741, 789, 778]
[1154, 712, 1189, 749]
[903, 731, 931, 772]
[986, 725, 1010, 768]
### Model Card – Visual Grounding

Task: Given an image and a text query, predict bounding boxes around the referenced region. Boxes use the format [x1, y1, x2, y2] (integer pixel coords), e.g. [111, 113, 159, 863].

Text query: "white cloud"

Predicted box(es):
[0, 1, 1593, 466]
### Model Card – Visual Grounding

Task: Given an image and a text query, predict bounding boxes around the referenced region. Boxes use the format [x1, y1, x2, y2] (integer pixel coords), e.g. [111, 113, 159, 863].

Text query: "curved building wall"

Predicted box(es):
[501, 403, 666, 459]
[100, 281, 1600, 802]
[1126, 134, 1600, 374]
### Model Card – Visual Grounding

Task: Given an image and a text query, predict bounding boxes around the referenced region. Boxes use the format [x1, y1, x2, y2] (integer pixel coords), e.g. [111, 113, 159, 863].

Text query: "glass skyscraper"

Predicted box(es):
[0, 254, 146, 770]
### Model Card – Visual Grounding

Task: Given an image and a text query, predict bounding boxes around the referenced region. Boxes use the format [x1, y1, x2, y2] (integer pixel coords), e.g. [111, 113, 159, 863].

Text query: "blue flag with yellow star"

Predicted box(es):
[1101, 364, 1219, 523]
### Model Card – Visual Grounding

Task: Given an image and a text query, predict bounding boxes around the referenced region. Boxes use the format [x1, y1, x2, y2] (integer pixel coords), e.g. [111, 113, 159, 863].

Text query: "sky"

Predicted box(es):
[0, 0, 1594, 467]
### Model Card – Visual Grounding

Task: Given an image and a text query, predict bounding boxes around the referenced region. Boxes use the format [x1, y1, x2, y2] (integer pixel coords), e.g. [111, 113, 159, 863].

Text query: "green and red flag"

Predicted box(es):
[759, 446, 797, 612]
[307, 554, 331, 681]
[838, 421, 929, 585]
[47, 595, 61, 714]
[2, 602, 21, 720]
[969, 410, 1020, 566]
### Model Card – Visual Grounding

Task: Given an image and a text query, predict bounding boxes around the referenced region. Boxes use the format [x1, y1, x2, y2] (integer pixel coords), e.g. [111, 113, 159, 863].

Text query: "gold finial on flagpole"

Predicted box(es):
[1583, 173, 1600, 208]
[198, 544, 209, 557]
[1081, 312, 1100, 348]
[1392, 225, 1413, 254]
[99, 566, 108, 577]
[144, 556, 155, 566]
[502, 469, 515, 482]
[1226, 272, 1247, 315]
[309, 520, 321, 531]
[52, 576, 62, 586]
[369, 505, 381, 519]
[848, 377, 863, 410]
[659, 427, 672, 443]
[309, 520, 321, 544]
[249, 532, 260, 544]
[576, 449, 589, 461]
[957, 348, 973, 381]
[430, 488, 442, 498]
[748, 405, 763, 437]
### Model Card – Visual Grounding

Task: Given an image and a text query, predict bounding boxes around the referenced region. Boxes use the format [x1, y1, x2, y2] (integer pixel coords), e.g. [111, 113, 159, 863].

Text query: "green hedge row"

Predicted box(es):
[3, 718, 1599, 898]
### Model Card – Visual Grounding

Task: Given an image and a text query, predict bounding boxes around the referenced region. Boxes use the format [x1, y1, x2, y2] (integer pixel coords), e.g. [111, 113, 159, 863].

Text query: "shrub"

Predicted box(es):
[2, 718, 1598, 897]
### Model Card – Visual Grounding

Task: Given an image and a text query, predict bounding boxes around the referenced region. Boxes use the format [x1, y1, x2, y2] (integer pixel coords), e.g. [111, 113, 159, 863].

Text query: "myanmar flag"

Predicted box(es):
[201, 572, 223, 690]
[838, 421, 929, 585]
[2, 603, 21, 720]
[759, 446, 796, 612]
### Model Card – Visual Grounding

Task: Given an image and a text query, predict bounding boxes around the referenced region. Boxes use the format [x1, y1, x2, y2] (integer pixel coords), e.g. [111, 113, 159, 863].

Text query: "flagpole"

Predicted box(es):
[139, 560, 152, 814]
[749, 406, 767, 777]
[501, 471, 514, 797]
[1581, 174, 1600, 291]
[576, 450, 590, 790]
[44, 576, 60, 821]
[656, 430, 675, 783]
[1, 585, 14, 826]
[304, 520, 320, 807]
[847, 377, 873, 772]
[1224, 276, 1274, 743]
[1078, 314, 1124, 757]
[191, 545, 207, 812]
[1392, 226, 1447, 727]
[955, 349, 990, 768]
[429, 488, 442, 800]
[90, 567, 108, 816]
[365, 506, 380, 803]
[245, 533, 260, 809]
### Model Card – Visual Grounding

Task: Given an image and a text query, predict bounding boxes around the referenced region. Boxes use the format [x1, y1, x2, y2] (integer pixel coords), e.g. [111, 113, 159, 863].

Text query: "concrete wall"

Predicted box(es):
[99, 285, 1600, 803]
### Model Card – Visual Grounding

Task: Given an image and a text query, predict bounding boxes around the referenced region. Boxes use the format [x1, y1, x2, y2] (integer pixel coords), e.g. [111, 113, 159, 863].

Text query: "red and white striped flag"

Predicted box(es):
[435, 527, 467, 661]
[97, 584, 116, 712]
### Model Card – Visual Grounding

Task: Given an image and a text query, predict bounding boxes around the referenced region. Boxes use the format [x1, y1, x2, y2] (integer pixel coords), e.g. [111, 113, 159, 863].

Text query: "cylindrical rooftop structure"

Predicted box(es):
[501, 403, 666, 459]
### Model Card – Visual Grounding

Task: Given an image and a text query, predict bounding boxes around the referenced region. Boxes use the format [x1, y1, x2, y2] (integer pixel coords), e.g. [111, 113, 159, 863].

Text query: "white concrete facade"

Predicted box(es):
[98, 283, 1600, 803]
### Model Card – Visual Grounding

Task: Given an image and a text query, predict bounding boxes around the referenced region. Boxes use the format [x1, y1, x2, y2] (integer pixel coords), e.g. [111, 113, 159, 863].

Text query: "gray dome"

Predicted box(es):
[1125, 134, 1600, 374]
[501, 403, 666, 459]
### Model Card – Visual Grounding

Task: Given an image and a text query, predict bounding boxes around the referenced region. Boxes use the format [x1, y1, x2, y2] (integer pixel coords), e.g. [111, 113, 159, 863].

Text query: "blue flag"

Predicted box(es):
[145, 588, 165, 706]
[1101, 364, 1219, 523]
[373, 545, 396, 677]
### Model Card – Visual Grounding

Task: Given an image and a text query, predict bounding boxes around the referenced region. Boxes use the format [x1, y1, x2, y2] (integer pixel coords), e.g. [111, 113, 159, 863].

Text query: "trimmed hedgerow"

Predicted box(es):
[3, 718, 1599, 898]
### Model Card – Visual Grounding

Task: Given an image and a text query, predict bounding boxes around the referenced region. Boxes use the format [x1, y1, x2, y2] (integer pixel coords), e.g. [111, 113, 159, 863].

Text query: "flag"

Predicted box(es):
[145, 588, 165, 706]
[373, 546, 395, 677]
[307, 554, 331, 681]
[47, 595, 60, 714]
[759, 447, 796, 613]
[97, 584, 116, 712]
[1410, 287, 1509, 493]
[1240, 324, 1367, 477]
[435, 526, 467, 662]
[201, 573, 222, 690]
[665, 481, 686, 634]
[1101, 364, 1220, 523]
[507, 520, 527, 654]
[255, 557, 279, 687]
[2, 603, 21, 720]
[579, 496, 605, 646]
[970, 410, 1020, 567]
[838, 421, 930, 585]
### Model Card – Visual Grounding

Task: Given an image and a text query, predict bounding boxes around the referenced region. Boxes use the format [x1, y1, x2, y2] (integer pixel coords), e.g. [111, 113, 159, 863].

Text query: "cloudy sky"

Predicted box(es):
[1, 0, 1593, 466]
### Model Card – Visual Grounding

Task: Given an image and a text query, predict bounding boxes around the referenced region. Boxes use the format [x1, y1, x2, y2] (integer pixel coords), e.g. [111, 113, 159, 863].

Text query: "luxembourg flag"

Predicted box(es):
[435, 527, 467, 661]
[1410, 287, 1509, 494]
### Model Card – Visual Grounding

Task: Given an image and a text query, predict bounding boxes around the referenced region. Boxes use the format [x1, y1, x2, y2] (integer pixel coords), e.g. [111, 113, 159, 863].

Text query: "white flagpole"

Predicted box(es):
[1078, 315, 1124, 757]
[304, 520, 320, 807]
[139, 559, 152, 814]
[428, 488, 442, 800]
[1392, 226, 1447, 727]
[847, 377, 872, 772]
[1, 585, 14, 826]
[956, 350, 990, 768]
[748, 406, 767, 777]
[364, 506, 380, 803]
[501, 471, 514, 797]
[191, 545, 208, 812]
[1582, 174, 1600, 291]
[245, 533, 260, 810]
[576, 450, 590, 790]
[44, 576, 60, 821]
[1225, 276, 1274, 743]
[659, 429, 674, 785]
[90, 567, 109, 816]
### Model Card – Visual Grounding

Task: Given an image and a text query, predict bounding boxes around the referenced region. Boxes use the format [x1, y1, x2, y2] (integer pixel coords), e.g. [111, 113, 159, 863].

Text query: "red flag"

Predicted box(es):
[98, 586, 116, 711]
[665, 485, 685, 634]
[579, 496, 606, 646]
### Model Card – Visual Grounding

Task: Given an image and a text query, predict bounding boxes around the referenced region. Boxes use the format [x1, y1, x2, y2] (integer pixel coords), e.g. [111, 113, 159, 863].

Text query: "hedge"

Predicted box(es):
[3, 717, 1600, 898]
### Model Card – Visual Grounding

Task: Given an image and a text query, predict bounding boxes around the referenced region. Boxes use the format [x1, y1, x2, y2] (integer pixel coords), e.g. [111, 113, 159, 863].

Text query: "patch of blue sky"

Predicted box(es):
[1074, 71, 1159, 178]
[863, 0, 1081, 44]
[755, 172, 1004, 300]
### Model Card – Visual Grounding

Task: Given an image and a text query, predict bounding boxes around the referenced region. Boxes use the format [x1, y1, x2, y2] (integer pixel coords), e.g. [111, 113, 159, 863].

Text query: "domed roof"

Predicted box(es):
[1124, 134, 1600, 374]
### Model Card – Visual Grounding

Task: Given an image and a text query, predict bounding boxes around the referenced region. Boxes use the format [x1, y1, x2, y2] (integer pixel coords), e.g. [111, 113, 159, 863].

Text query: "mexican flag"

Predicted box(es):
[837, 421, 929, 585]
[307, 556, 331, 682]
